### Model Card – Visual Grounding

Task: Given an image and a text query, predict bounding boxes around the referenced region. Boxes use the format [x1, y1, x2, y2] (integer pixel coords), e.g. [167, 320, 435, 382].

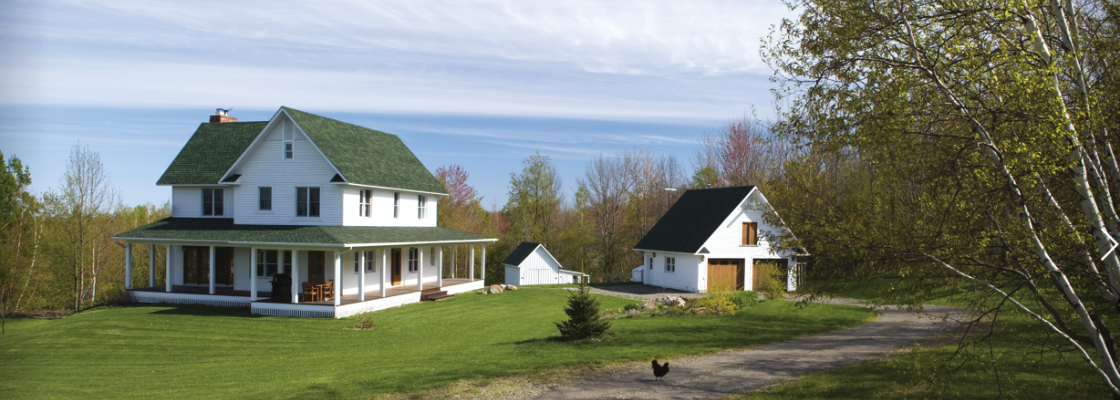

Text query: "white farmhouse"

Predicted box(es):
[113, 107, 497, 318]
[503, 242, 587, 285]
[632, 186, 801, 293]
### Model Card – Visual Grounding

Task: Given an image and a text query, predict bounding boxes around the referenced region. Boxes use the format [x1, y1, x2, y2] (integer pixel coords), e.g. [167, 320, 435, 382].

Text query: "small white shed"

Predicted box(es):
[503, 242, 587, 285]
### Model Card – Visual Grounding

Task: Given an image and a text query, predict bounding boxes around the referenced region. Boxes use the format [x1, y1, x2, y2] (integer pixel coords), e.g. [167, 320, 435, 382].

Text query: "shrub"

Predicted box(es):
[698, 281, 739, 316]
[623, 303, 641, 312]
[756, 264, 789, 301]
[731, 290, 760, 308]
[555, 279, 611, 340]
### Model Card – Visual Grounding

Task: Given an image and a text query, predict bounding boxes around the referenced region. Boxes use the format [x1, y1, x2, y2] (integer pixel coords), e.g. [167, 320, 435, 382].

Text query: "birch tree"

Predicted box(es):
[765, 0, 1120, 394]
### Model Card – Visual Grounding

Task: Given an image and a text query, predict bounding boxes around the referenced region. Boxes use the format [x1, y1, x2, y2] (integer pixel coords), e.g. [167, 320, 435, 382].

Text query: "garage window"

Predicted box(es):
[665, 256, 675, 272]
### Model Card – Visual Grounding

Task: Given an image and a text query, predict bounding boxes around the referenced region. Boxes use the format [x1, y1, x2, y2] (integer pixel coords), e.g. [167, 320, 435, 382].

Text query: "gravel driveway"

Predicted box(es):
[522, 299, 964, 400]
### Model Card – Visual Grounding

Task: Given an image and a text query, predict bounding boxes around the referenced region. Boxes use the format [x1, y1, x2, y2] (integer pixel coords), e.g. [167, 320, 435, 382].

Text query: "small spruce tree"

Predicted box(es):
[555, 277, 610, 340]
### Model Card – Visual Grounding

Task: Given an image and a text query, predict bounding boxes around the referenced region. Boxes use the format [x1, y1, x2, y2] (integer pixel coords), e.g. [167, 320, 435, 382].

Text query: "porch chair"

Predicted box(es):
[302, 281, 320, 302]
[321, 281, 334, 301]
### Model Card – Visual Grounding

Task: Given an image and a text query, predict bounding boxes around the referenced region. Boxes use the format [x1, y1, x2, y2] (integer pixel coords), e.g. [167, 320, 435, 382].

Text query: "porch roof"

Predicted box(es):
[112, 218, 496, 247]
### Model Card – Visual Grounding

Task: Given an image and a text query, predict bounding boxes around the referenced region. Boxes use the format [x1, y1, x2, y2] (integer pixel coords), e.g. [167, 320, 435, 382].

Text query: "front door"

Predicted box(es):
[308, 251, 325, 284]
[707, 259, 745, 291]
[391, 248, 402, 286]
[752, 259, 789, 291]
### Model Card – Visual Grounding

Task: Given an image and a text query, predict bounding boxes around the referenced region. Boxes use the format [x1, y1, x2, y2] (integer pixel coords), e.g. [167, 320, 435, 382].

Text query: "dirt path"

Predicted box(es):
[521, 301, 964, 400]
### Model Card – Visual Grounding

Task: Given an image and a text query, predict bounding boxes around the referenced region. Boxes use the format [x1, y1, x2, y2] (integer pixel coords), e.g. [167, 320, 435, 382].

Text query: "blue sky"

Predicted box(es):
[0, 0, 795, 209]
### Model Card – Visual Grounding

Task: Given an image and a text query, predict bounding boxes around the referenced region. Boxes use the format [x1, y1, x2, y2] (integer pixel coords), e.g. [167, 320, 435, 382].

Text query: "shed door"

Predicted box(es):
[708, 259, 745, 291]
[752, 259, 789, 291]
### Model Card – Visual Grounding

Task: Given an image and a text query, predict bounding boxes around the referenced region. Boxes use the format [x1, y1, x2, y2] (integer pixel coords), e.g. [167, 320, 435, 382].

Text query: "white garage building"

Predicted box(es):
[503, 242, 587, 286]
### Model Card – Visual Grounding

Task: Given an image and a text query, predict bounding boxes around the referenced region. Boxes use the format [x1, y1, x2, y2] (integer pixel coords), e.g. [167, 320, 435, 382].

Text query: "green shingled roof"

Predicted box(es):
[283, 107, 448, 194]
[157, 122, 268, 185]
[156, 107, 448, 194]
[113, 218, 495, 246]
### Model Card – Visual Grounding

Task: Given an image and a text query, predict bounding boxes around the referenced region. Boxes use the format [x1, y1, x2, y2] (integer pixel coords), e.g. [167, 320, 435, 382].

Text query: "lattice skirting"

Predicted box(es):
[252, 308, 334, 318]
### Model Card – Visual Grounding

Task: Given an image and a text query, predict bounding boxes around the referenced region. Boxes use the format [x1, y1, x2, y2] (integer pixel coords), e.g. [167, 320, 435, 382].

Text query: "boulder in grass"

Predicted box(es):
[506, 285, 518, 290]
[488, 284, 504, 294]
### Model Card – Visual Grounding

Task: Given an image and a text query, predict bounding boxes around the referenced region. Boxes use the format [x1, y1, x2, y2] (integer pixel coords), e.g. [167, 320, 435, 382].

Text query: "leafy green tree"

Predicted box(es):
[503, 151, 562, 248]
[764, 0, 1120, 394]
[555, 278, 610, 340]
[0, 151, 32, 333]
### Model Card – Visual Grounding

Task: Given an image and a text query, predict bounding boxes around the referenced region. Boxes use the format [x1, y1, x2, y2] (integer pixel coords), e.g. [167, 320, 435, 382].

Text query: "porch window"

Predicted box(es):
[418, 195, 427, 219]
[359, 189, 372, 217]
[297, 187, 320, 217]
[429, 247, 435, 266]
[202, 188, 224, 216]
[408, 247, 418, 272]
[365, 251, 375, 272]
[393, 193, 400, 218]
[259, 187, 272, 211]
[184, 246, 233, 285]
[742, 222, 758, 246]
[665, 256, 675, 272]
[256, 249, 292, 277]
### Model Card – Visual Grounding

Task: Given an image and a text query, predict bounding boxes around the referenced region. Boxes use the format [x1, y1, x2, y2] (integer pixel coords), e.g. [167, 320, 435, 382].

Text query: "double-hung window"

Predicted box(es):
[365, 251, 375, 272]
[256, 250, 291, 277]
[665, 256, 676, 272]
[202, 188, 224, 216]
[418, 195, 427, 219]
[358, 189, 372, 217]
[408, 248, 418, 272]
[283, 124, 295, 160]
[393, 193, 400, 218]
[429, 247, 436, 266]
[354, 252, 361, 273]
[259, 187, 272, 211]
[297, 187, 320, 217]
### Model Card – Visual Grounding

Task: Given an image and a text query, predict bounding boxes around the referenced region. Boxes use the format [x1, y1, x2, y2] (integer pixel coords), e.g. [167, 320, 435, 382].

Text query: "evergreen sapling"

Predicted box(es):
[555, 278, 610, 340]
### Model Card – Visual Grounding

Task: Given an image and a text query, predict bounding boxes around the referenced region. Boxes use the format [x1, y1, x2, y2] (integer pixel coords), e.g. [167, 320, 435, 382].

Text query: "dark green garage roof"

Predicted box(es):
[113, 218, 495, 247]
[633, 186, 756, 253]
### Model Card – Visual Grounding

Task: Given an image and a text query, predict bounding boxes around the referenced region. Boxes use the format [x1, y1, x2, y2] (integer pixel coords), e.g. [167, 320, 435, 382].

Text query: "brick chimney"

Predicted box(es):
[210, 108, 238, 123]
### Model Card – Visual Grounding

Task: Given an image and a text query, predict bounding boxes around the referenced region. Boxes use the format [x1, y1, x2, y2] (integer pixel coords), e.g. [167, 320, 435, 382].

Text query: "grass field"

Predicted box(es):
[0, 288, 874, 399]
[730, 277, 1113, 399]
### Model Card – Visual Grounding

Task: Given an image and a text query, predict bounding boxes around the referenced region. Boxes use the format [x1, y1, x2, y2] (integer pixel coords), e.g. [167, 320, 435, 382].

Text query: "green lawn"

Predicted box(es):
[0, 288, 873, 399]
[729, 277, 1113, 399]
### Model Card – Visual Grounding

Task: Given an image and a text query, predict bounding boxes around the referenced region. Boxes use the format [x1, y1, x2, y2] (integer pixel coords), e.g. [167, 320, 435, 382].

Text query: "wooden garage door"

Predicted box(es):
[707, 259, 745, 291]
[752, 259, 789, 291]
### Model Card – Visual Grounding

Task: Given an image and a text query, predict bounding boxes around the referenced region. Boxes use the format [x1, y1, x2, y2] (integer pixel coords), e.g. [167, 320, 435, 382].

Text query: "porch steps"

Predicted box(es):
[421, 288, 453, 301]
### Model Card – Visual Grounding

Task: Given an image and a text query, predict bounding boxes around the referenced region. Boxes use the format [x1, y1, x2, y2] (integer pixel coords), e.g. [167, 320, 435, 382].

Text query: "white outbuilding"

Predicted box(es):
[503, 242, 587, 285]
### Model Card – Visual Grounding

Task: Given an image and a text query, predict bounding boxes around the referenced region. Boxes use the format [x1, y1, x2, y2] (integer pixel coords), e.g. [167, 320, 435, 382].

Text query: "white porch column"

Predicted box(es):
[379, 248, 387, 297]
[250, 248, 258, 299]
[149, 244, 155, 288]
[124, 242, 132, 289]
[451, 245, 456, 279]
[437, 246, 443, 287]
[417, 248, 424, 290]
[333, 251, 342, 306]
[469, 245, 475, 280]
[291, 250, 300, 304]
[208, 245, 216, 294]
[481, 245, 486, 282]
[358, 250, 366, 301]
[165, 244, 172, 292]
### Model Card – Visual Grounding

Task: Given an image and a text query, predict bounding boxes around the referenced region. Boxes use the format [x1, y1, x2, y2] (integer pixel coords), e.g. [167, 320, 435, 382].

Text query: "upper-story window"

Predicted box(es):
[408, 247, 419, 272]
[418, 195, 427, 219]
[202, 188, 224, 216]
[742, 222, 758, 246]
[393, 192, 400, 219]
[359, 189, 372, 217]
[665, 256, 676, 272]
[283, 124, 295, 160]
[259, 187, 272, 211]
[296, 187, 320, 217]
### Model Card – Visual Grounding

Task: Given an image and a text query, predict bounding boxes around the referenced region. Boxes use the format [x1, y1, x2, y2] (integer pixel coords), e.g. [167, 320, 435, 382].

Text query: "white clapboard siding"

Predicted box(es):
[642, 253, 702, 292]
[340, 187, 439, 227]
[229, 116, 343, 225]
[505, 246, 572, 285]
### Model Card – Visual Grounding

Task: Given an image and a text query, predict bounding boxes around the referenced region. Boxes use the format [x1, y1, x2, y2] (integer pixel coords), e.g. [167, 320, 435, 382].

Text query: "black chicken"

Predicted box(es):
[652, 359, 670, 381]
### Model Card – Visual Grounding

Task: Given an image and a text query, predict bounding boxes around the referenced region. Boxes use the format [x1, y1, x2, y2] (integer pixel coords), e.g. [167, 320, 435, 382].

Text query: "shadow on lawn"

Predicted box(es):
[285, 384, 343, 400]
[139, 303, 263, 318]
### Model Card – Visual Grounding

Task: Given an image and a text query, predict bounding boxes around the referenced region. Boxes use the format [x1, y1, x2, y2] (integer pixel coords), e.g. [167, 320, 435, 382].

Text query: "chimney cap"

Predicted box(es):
[210, 108, 237, 123]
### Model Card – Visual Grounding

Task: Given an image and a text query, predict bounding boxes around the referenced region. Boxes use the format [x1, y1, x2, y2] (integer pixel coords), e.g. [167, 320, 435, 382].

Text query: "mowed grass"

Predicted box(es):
[0, 288, 874, 399]
[730, 277, 1113, 399]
